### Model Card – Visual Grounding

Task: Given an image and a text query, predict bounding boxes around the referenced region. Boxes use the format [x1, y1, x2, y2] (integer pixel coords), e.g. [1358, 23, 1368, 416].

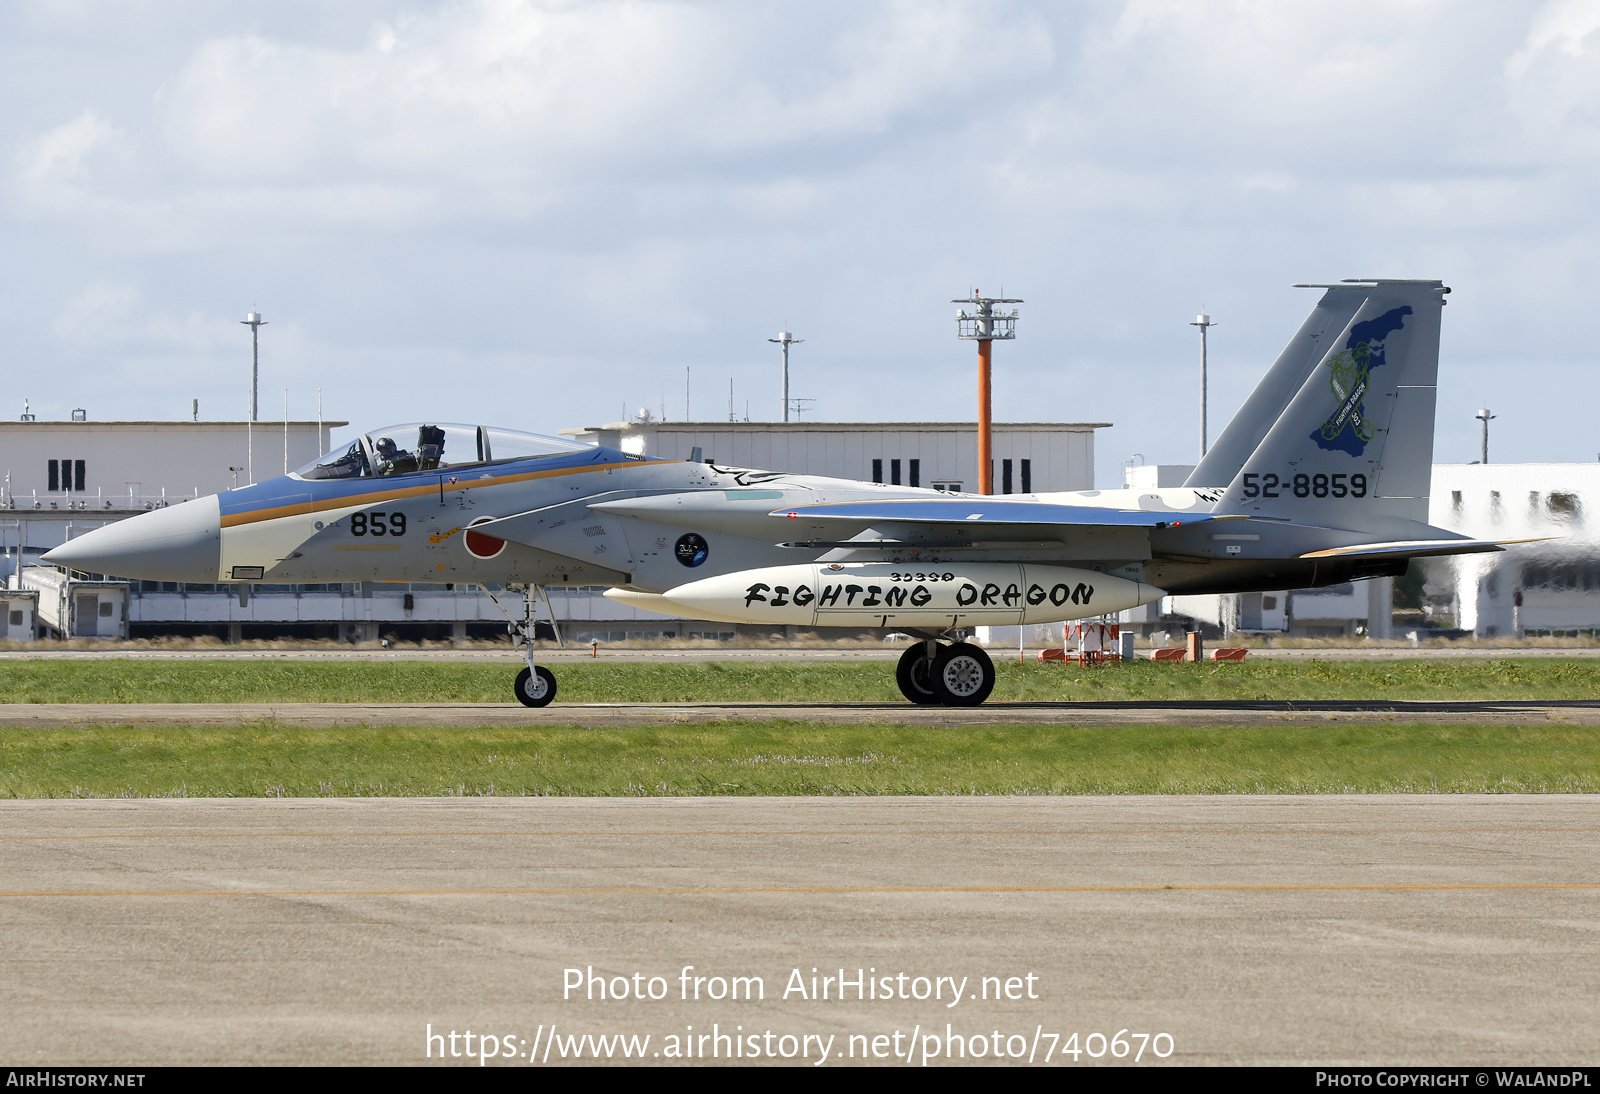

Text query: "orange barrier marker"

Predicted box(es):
[1150, 647, 1187, 662]
[1210, 648, 1249, 662]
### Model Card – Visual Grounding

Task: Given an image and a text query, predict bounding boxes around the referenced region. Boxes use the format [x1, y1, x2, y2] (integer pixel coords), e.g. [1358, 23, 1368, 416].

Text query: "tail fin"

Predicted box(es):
[1186, 284, 1371, 488]
[1213, 279, 1447, 531]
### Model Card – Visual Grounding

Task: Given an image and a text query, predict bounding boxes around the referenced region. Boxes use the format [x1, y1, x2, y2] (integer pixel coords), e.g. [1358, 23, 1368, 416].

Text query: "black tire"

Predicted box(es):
[513, 665, 557, 708]
[896, 644, 942, 705]
[932, 643, 995, 706]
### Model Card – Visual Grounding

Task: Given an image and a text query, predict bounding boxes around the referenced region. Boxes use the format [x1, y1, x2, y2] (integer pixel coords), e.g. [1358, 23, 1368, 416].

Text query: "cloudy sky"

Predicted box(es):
[4, 0, 1598, 486]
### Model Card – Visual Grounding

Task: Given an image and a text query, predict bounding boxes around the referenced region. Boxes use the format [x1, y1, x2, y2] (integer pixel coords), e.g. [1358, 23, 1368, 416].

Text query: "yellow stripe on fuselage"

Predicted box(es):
[219, 461, 644, 529]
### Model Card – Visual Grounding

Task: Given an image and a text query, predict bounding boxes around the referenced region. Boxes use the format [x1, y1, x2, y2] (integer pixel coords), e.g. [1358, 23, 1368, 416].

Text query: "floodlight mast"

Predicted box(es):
[241, 311, 266, 486]
[241, 312, 266, 422]
[768, 331, 803, 422]
[1475, 408, 1496, 464]
[954, 290, 1021, 495]
[1190, 312, 1217, 458]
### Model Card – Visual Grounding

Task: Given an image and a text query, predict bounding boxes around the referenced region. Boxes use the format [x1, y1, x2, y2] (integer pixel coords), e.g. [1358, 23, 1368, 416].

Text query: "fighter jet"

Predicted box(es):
[46, 278, 1507, 707]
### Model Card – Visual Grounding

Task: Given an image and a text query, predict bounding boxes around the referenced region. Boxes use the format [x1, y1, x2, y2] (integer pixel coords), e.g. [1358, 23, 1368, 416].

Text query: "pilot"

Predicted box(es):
[374, 437, 419, 476]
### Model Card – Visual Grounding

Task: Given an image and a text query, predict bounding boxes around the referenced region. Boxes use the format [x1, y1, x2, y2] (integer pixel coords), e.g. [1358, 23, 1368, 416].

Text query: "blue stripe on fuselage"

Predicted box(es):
[217, 447, 655, 524]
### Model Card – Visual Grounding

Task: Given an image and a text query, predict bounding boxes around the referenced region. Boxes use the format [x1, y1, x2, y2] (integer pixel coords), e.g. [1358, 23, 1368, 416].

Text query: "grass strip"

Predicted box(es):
[6, 657, 1600, 704]
[2, 722, 1597, 798]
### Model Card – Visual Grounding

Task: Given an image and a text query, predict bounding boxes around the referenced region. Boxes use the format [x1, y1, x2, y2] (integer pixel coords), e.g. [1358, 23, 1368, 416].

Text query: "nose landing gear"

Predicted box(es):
[489, 583, 563, 708]
[895, 636, 996, 706]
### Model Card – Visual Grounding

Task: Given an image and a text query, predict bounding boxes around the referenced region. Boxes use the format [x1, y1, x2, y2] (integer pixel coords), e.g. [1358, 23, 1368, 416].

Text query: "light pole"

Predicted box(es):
[768, 331, 803, 422]
[955, 291, 1021, 495]
[1475, 408, 1496, 464]
[241, 311, 266, 485]
[241, 312, 266, 422]
[1190, 312, 1217, 459]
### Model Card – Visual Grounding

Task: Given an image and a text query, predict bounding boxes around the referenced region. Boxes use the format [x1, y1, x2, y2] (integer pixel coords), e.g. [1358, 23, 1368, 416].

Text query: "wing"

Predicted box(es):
[770, 499, 1217, 530]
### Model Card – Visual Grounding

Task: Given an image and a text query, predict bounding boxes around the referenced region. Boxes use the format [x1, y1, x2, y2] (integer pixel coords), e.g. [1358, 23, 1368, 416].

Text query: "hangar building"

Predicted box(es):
[561, 418, 1105, 494]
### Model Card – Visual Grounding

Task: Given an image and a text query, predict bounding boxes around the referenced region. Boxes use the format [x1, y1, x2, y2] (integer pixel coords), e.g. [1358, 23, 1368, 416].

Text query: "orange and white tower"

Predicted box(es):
[954, 291, 1021, 495]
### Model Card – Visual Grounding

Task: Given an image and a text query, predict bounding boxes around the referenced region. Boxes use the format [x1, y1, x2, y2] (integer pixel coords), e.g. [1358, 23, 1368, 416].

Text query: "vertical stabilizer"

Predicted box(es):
[1186, 285, 1370, 488]
[1215, 279, 1447, 531]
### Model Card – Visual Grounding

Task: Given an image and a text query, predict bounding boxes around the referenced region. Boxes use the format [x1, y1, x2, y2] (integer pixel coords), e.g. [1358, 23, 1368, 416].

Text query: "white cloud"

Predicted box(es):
[1508, 0, 1600, 76]
[15, 109, 120, 218]
[18, 109, 112, 186]
[52, 281, 141, 344]
[6, 2, 1600, 474]
[53, 281, 236, 351]
[10, 1, 1050, 244]
[152, 1, 1044, 197]
[1504, 0, 1600, 164]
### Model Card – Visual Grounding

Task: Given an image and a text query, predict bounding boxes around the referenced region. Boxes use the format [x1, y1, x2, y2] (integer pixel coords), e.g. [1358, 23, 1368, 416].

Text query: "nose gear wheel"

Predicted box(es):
[514, 665, 557, 707]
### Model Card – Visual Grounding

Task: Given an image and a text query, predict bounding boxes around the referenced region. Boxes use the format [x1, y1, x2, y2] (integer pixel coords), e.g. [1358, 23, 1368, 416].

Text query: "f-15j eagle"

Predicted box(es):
[47, 278, 1506, 707]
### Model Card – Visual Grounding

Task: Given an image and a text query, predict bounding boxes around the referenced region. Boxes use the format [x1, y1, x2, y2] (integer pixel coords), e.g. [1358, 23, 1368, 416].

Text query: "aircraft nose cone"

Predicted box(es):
[42, 496, 221, 581]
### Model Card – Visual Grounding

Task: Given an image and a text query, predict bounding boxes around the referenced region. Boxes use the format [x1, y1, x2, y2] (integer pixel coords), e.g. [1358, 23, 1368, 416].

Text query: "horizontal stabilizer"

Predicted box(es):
[1297, 537, 1550, 561]
[771, 500, 1215, 528]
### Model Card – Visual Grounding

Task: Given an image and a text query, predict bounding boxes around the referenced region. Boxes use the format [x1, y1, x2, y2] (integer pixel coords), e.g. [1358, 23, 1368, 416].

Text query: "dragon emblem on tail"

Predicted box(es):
[1310, 305, 1412, 457]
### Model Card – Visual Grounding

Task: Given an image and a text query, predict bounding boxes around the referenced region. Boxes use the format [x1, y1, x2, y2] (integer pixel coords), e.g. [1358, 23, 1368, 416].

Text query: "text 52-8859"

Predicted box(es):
[1241, 472, 1366, 499]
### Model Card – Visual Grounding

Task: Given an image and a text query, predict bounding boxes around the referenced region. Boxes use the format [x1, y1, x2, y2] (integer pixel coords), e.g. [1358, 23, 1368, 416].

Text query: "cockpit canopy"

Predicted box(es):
[293, 424, 590, 481]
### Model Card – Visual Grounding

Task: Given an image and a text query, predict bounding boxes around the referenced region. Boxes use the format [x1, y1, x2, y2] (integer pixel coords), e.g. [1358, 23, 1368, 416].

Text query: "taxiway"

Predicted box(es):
[1, 795, 1594, 1066]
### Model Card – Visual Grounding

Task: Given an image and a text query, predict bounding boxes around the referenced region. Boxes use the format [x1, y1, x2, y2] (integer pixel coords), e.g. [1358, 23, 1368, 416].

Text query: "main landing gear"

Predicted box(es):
[896, 639, 996, 706]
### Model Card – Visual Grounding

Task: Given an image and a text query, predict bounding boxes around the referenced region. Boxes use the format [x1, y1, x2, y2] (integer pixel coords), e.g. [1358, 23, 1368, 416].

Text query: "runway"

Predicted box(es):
[1, 795, 1595, 1066]
[3, 698, 1600, 727]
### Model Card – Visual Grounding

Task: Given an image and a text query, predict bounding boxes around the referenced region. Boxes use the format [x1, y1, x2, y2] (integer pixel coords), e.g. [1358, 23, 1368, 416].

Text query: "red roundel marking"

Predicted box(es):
[465, 518, 506, 559]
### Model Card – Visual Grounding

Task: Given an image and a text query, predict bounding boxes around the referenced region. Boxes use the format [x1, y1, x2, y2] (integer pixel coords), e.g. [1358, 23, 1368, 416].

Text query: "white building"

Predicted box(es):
[0, 418, 341, 508]
[0, 589, 38, 643]
[1120, 463, 1196, 490]
[22, 567, 130, 639]
[1, 418, 343, 581]
[1424, 464, 1600, 638]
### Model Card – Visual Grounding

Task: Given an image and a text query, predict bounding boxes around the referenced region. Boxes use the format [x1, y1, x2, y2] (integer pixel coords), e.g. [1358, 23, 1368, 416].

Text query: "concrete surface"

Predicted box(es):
[1, 795, 1596, 1066]
[3, 699, 1600, 728]
[3, 645, 1600, 662]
